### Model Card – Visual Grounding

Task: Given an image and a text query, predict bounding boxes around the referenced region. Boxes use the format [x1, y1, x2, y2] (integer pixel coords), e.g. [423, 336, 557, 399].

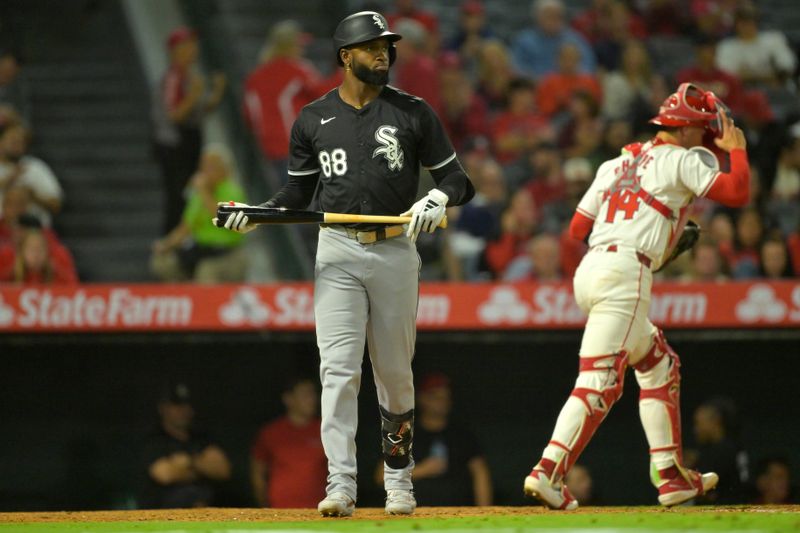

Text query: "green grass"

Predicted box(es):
[2, 509, 799, 533]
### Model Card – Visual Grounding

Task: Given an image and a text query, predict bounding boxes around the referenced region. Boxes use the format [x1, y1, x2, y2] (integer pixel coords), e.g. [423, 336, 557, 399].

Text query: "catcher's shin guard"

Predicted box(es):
[380, 406, 414, 469]
[539, 352, 629, 482]
[634, 328, 684, 477]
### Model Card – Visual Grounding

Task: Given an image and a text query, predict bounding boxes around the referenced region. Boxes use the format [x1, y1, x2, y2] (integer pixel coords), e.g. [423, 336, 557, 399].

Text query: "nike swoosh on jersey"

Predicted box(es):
[320, 117, 336, 124]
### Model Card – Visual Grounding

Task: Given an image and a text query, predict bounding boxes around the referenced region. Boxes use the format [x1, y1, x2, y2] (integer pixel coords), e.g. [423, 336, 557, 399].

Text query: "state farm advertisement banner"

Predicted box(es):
[0, 281, 799, 333]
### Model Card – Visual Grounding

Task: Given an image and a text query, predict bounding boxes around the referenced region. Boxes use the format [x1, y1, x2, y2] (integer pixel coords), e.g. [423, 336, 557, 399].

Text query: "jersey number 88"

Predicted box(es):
[319, 149, 348, 178]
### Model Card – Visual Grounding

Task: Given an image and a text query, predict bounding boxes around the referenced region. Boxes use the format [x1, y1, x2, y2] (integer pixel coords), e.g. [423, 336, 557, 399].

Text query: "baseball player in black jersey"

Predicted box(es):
[222, 11, 474, 517]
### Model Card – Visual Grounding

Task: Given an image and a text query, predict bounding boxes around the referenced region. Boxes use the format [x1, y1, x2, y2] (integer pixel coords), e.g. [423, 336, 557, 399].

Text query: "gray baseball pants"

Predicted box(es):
[314, 226, 419, 501]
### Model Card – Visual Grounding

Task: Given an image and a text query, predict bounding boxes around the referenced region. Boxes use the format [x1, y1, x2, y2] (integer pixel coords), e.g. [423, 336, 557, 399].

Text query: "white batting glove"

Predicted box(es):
[401, 188, 449, 242]
[213, 202, 257, 234]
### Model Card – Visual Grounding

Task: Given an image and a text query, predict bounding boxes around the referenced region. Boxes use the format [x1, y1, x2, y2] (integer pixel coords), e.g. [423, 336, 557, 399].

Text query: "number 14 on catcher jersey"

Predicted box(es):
[577, 140, 721, 265]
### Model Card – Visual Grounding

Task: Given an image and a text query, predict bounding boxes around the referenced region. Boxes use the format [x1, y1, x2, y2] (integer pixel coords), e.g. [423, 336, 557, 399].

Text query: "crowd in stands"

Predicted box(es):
[2, 0, 800, 286]
[237, 0, 800, 283]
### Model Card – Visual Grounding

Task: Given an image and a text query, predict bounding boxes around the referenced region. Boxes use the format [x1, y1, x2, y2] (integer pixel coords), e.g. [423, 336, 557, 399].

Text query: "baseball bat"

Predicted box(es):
[214, 204, 447, 228]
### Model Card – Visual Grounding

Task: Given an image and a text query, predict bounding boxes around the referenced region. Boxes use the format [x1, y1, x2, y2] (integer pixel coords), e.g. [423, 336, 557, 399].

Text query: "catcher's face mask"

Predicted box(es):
[650, 83, 730, 138]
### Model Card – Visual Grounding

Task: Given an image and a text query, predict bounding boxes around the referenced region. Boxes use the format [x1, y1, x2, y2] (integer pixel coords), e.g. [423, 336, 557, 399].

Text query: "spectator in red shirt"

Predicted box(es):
[152, 27, 226, 233]
[438, 52, 489, 153]
[485, 188, 538, 278]
[572, 0, 647, 45]
[243, 20, 334, 183]
[490, 78, 553, 165]
[676, 37, 744, 114]
[393, 18, 442, 115]
[524, 142, 565, 208]
[536, 43, 602, 117]
[387, 0, 440, 55]
[691, 0, 739, 39]
[251, 377, 326, 508]
[0, 226, 77, 284]
[0, 185, 73, 266]
[504, 232, 562, 282]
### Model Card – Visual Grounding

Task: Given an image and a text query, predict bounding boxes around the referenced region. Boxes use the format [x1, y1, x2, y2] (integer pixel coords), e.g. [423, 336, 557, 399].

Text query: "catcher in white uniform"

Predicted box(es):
[524, 83, 751, 509]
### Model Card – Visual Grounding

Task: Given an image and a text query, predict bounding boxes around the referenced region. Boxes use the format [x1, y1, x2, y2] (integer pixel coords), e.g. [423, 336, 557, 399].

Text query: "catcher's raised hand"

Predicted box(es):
[713, 112, 746, 153]
[400, 188, 448, 242]
[213, 201, 257, 234]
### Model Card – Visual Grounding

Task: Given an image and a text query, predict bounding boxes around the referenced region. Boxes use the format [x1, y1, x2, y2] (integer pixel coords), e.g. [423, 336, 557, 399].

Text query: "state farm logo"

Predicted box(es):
[218, 286, 314, 327]
[219, 288, 269, 326]
[478, 287, 529, 324]
[478, 285, 586, 325]
[0, 289, 192, 328]
[736, 284, 787, 323]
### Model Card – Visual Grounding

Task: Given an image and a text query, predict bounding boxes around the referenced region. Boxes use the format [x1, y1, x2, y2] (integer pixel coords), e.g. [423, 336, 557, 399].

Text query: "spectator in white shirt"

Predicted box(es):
[0, 122, 63, 226]
[715, 6, 797, 87]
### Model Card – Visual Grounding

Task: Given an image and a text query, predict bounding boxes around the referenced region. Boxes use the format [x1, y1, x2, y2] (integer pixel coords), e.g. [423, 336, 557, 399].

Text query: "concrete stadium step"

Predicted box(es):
[24, 63, 134, 82]
[40, 144, 153, 166]
[35, 122, 151, 143]
[57, 212, 161, 239]
[58, 164, 160, 186]
[58, 190, 162, 211]
[64, 237, 155, 282]
[30, 80, 141, 101]
[31, 101, 146, 122]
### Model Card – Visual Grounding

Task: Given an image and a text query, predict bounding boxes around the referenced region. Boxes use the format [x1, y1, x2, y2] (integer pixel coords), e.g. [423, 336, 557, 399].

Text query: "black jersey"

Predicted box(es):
[268, 86, 472, 224]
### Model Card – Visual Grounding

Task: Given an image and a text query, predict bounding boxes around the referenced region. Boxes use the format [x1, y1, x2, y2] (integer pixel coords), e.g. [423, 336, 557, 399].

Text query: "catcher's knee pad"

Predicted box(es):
[571, 351, 629, 415]
[634, 329, 683, 463]
[548, 352, 629, 479]
[380, 406, 414, 469]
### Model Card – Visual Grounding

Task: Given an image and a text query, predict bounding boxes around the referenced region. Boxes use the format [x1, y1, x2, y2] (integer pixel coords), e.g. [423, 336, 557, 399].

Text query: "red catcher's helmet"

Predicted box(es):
[650, 83, 730, 137]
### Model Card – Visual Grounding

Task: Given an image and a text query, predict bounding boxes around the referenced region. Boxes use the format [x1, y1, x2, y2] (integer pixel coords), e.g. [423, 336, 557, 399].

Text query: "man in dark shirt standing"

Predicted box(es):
[139, 383, 231, 509]
[221, 10, 474, 517]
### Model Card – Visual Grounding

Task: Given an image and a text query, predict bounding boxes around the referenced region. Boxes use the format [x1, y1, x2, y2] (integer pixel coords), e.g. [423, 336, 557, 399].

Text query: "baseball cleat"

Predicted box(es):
[524, 469, 579, 510]
[385, 489, 417, 515]
[657, 468, 718, 507]
[317, 492, 355, 517]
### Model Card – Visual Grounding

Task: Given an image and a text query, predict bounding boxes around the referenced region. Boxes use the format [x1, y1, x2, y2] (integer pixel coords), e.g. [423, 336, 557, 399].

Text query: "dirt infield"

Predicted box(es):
[1, 505, 798, 523]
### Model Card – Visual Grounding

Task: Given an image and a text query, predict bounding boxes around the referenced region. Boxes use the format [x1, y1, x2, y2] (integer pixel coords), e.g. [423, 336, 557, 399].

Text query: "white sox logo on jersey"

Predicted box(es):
[373, 125, 404, 171]
[373, 14, 385, 29]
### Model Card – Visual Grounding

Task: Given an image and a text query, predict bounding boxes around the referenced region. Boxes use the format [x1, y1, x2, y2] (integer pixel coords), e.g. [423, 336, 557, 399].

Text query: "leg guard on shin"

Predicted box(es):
[380, 406, 414, 469]
[634, 328, 683, 482]
[539, 352, 629, 482]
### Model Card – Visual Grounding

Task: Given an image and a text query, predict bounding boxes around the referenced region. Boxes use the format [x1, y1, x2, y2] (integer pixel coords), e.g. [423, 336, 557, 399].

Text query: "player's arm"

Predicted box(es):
[700, 113, 750, 207]
[403, 101, 475, 241]
[221, 115, 320, 233]
[568, 162, 605, 241]
[468, 456, 493, 506]
[148, 452, 198, 485]
[250, 457, 270, 507]
[262, 117, 321, 209]
[192, 444, 232, 481]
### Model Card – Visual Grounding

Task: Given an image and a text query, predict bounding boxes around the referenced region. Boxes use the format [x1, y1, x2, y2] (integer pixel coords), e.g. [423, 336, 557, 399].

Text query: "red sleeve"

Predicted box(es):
[568, 211, 594, 241]
[485, 233, 520, 276]
[0, 245, 15, 282]
[704, 149, 750, 207]
[560, 228, 588, 278]
[251, 425, 274, 464]
[162, 68, 184, 113]
[50, 246, 78, 284]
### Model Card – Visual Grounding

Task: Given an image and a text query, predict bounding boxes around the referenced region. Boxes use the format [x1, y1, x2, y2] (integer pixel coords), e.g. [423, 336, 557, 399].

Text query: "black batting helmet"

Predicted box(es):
[333, 11, 402, 66]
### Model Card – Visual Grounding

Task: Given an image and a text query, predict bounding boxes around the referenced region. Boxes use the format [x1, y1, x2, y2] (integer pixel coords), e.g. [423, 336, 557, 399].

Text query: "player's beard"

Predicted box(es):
[353, 61, 389, 87]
